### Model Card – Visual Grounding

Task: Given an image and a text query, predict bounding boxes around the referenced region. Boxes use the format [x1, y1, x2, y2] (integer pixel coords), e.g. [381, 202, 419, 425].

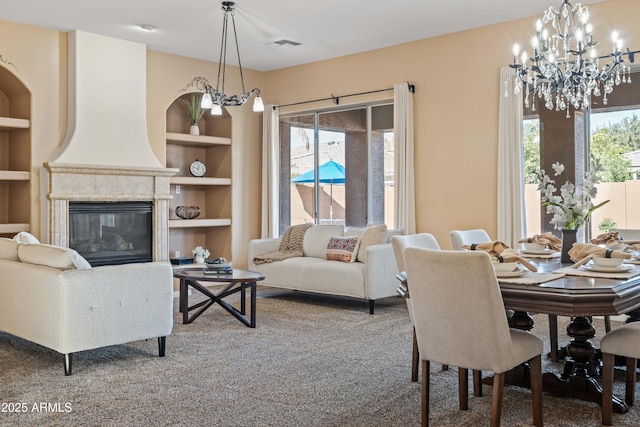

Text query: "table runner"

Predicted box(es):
[553, 266, 640, 279]
[498, 272, 565, 285]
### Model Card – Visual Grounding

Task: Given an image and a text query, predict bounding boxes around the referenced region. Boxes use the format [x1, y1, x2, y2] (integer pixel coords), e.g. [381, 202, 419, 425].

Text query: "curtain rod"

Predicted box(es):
[273, 82, 415, 109]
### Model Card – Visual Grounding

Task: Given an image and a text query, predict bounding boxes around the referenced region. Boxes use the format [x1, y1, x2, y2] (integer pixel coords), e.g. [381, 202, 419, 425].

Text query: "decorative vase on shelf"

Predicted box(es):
[561, 229, 578, 263]
[189, 124, 200, 136]
[194, 255, 205, 264]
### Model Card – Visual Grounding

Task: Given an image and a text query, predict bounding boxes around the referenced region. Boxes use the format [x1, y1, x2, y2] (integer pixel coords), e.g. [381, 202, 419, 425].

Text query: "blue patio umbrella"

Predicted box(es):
[292, 160, 345, 219]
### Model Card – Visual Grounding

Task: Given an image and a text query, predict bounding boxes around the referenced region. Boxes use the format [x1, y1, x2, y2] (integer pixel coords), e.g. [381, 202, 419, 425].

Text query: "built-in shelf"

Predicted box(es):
[0, 171, 30, 180]
[0, 223, 30, 234]
[0, 68, 32, 236]
[166, 132, 231, 147]
[170, 177, 231, 186]
[168, 218, 231, 229]
[0, 116, 30, 130]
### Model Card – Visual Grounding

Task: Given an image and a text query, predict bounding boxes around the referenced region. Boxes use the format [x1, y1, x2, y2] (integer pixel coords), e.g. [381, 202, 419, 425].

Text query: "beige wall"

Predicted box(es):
[264, 0, 640, 248]
[1, 0, 638, 257]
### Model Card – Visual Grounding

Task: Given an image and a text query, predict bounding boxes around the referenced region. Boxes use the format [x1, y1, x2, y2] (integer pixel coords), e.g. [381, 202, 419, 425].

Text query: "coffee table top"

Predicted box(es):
[173, 268, 265, 283]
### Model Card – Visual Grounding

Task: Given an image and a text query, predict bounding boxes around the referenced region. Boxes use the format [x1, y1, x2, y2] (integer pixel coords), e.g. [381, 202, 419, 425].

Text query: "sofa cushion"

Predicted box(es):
[356, 224, 388, 263]
[0, 237, 19, 261]
[279, 223, 312, 252]
[18, 243, 92, 270]
[13, 231, 40, 244]
[326, 236, 360, 263]
[303, 224, 344, 258]
[344, 226, 365, 239]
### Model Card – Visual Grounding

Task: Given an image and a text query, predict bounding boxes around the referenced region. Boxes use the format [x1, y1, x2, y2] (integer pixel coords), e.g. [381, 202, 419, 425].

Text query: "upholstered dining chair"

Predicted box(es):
[449, 228, 491, 251]
[450, 228, 568, 363]
[404, 248, 543, 427]
[600, 322, 640, 426]
[391, 233, 442, 382]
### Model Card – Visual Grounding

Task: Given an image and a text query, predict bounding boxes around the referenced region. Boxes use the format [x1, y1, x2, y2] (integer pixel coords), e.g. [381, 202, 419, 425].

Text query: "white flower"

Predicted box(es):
[192, 246, 210, 258]
[535, 160, 609, 230]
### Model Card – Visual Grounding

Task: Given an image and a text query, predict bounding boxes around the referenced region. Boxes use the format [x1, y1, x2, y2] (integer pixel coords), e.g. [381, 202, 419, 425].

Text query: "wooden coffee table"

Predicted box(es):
[173, 268, 265, 327]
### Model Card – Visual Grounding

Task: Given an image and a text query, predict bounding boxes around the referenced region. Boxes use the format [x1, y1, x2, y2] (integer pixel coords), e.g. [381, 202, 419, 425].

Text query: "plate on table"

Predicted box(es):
[496, 268, 529, 278]
[519, 248, 554, 255]
[582, 264, 634, 273]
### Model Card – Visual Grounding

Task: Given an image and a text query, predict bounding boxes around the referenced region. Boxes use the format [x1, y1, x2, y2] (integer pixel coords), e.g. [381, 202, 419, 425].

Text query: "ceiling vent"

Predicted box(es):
[270, 39, 302, 49]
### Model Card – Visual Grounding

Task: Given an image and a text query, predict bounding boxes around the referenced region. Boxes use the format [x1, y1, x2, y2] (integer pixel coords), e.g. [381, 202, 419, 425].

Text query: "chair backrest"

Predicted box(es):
[449, 228, 491, 251]
[391, 233, 441, 272]
[404, 247, 516, 373]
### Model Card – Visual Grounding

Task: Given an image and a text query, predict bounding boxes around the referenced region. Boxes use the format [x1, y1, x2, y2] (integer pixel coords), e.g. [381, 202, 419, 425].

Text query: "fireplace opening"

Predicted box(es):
[69, 201, 153, 266]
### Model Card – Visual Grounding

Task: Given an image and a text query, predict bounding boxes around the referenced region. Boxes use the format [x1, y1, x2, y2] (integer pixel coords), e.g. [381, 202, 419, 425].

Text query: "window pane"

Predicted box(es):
[279, 103, 394, 233]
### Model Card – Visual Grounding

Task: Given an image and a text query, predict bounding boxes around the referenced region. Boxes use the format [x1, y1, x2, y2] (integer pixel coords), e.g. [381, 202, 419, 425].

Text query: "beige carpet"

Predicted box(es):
[0, 287, 638, 427]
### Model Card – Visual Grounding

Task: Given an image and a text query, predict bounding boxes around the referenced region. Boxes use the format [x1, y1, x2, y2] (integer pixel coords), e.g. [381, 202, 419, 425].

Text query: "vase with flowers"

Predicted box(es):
[192, 246, 210, 264]
[536, 159, 609, 262]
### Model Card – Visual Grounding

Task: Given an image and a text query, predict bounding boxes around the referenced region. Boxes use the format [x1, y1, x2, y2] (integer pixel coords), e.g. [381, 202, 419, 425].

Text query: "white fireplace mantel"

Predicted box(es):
[43, 162, 178, 262]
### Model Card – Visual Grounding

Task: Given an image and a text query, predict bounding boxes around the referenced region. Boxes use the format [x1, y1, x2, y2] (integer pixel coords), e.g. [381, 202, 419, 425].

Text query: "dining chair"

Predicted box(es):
[404, 248, 543, 427]
[449, 228, 567, 363]
[600, 322, 640, 426]
[391, 233, 443, 382]
[449, 228, 491, 250]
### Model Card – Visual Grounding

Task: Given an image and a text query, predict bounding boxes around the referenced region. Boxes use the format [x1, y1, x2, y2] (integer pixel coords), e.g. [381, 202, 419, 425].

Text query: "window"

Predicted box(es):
[522, 86, 640, 237]
[279, 103, 394, 234]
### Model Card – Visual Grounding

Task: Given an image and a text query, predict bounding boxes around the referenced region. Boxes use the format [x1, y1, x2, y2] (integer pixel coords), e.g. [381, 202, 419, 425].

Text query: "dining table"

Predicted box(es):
[397, 252, 640, 415]
[495, 254, 640, 415]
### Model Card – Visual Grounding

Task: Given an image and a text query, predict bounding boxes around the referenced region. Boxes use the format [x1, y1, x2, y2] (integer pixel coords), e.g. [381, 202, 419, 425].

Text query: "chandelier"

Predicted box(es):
[506, 0, 637, 118]
[192, 1, 263, 115]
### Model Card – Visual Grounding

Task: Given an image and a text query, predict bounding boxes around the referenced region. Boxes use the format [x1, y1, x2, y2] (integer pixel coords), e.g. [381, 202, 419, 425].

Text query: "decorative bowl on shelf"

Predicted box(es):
[175, 206, 201, 219]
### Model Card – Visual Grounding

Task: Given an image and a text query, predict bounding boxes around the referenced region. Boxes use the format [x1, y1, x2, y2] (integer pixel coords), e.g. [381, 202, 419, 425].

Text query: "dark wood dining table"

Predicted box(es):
[496, 257, 640, 414]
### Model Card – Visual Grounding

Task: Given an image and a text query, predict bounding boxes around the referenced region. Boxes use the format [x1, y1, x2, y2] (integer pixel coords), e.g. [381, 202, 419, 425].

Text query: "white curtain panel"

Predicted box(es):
[261, 105, 280, 238]
[393, 82, 416, 234]
[497, 67, 525, 247]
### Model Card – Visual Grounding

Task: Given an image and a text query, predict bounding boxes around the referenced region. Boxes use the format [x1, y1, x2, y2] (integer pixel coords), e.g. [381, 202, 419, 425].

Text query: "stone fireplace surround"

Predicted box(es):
[44, 163, 177, 262]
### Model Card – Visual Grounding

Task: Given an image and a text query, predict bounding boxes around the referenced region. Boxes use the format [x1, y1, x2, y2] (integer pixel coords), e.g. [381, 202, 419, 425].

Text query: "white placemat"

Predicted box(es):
[624, 258, 640, 265]
[498, 272, 565, 285]
[553, 266, 640, 279]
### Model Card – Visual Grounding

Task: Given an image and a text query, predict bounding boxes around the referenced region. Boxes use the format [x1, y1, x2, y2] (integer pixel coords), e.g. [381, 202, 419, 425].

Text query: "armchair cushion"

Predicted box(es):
[357, 224, 387, 263]
[0, 238, 19, 261]
[18, 243, 92, 270]
[303, 225, 344, 258]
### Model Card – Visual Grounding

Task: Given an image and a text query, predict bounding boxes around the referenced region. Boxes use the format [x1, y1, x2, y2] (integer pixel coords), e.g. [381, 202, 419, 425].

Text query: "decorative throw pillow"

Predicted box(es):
[326, 236, 360, 263]
[18, 243, 92, 270]
[0, 237, 19, 261]
[356, 224, 388, 263]
[13, 231, 40, 244]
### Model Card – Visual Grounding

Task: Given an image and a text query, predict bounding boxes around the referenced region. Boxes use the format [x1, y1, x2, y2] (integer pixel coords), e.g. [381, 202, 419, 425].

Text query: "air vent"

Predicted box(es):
[270, 39, 302, 48]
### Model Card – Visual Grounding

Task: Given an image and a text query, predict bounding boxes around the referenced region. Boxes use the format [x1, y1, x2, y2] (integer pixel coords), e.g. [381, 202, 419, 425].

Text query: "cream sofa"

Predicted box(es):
[248, 224, 401, 314]
[0, 237, 174, 375]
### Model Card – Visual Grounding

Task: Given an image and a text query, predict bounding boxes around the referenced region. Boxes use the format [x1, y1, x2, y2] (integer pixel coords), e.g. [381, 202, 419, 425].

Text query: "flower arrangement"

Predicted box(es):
[535, 160, 609, 230]
[192, 246, 210, 259]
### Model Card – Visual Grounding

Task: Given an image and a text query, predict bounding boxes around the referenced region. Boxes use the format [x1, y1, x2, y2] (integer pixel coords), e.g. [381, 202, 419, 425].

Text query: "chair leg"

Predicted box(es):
[549, 314, 558, 362]
[158, 336, 167, 357]
[473, 369, 483, 397]
[490, 372, 505, 427]
[412, 327, 419, 382]
[626, 357, 637, 406]
[529, 355, 543, 427]
[422, 359, 430, 427]
[602, 352, 614, 426]
[63, 353, 73, 376]
[459, 368, 469, 410]
[442, 364, 449, 371]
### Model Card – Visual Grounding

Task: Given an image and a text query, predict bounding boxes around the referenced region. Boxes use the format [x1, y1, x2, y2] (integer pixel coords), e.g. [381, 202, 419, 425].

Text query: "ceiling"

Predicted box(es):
[0, 0, 605, 72]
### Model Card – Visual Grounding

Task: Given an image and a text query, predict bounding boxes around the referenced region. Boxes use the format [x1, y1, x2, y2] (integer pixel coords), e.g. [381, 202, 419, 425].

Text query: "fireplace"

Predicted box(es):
[69, 201, 153, 266]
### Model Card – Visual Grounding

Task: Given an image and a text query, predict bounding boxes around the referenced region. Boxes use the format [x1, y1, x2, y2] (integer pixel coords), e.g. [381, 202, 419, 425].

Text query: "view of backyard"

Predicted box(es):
[524, 109, 640, 237]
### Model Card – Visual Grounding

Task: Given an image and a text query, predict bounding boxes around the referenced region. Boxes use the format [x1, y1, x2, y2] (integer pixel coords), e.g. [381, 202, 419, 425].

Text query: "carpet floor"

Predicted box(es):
[0, 286, 638, 426]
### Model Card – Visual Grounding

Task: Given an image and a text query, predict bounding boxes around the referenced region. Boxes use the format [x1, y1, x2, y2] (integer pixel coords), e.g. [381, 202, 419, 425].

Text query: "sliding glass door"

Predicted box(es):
[279, 103, 393, 234]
